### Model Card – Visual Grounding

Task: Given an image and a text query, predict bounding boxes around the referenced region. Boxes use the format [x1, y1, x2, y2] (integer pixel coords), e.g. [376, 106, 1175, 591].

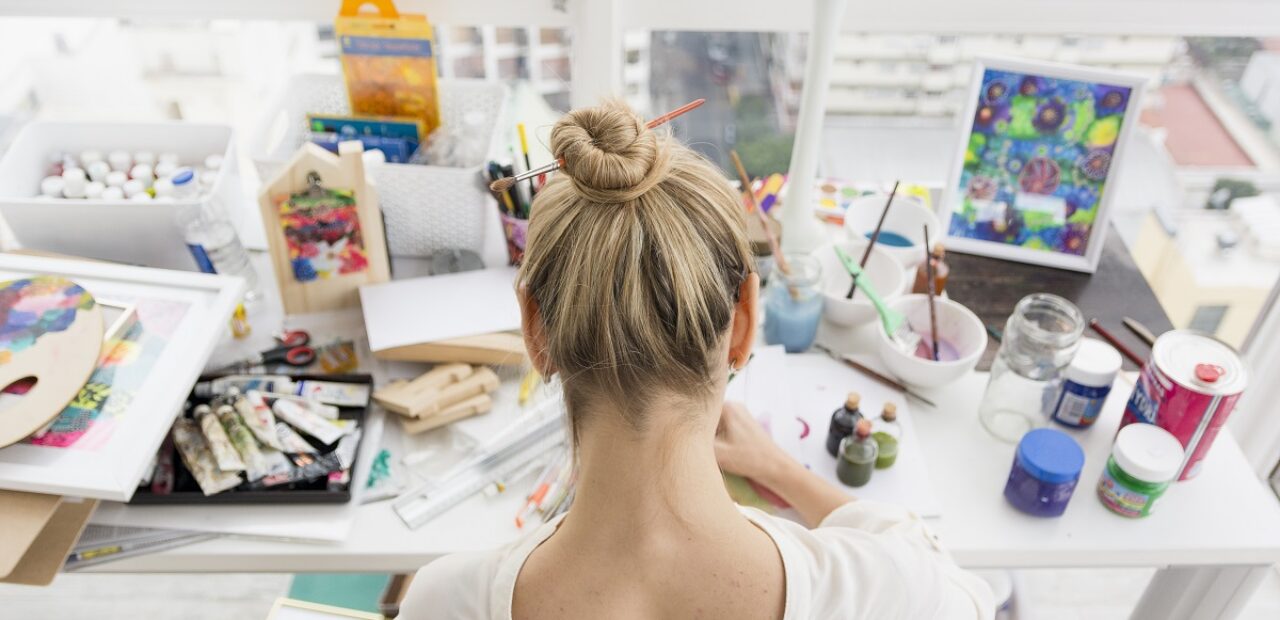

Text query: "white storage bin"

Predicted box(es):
[252, 74, 506, 259]
[0, 121, 260, 270]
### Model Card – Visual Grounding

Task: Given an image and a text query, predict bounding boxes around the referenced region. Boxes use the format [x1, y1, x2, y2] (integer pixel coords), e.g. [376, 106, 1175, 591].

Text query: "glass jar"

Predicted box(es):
[836, 421, 877, 487]
[763, 254, 823, 353]
[978, 293, 1084, 443]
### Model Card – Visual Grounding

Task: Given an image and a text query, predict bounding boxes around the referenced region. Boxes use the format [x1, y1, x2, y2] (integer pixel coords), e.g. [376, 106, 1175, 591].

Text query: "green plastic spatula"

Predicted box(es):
[832, 246, 921, 353]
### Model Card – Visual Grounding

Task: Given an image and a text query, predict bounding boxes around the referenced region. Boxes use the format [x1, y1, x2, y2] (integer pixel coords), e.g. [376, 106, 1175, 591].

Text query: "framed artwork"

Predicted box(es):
[941, 57, 1146, 272]
[0, 254, 244, 501]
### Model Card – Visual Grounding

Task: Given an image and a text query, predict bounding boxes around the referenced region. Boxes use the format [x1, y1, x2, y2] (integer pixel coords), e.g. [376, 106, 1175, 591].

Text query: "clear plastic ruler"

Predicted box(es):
[393, 397, 567, 529]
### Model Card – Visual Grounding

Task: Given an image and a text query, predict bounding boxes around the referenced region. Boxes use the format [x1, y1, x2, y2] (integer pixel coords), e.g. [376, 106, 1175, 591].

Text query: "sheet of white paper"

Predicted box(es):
[358, 267, 521, 353]
[726, 346, 941, 518]
[90, 408, 385, 543]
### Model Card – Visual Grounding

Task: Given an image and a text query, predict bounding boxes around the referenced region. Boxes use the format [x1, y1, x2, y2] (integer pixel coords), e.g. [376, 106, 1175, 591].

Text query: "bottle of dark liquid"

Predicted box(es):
[911, 242, 950, 295]
[826, 392, 863, 457]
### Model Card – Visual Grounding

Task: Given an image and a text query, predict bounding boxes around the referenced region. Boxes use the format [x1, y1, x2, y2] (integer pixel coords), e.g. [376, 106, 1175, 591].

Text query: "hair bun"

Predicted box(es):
[551, 100, 671, 204]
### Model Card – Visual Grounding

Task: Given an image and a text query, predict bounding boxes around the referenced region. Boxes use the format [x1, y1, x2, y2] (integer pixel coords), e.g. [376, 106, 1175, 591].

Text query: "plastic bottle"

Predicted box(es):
[826, 391, 864, 457]
[173, 167, 262, 301]
[837, 420, 877, 487]
[872, 402, 901, 469]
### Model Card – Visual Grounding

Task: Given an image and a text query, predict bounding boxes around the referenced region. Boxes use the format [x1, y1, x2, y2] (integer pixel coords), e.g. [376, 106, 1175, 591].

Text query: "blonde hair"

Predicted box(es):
[519, 100, 753, 433]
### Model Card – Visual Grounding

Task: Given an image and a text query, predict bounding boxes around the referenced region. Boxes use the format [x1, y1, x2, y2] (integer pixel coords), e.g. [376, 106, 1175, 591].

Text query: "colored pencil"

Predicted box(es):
[1089, 318, 1145, 367]
[517, 123, 535, 198]
[845, 181, 899, 299]
[923, 225, 939, 361]
[1122, 316, 1157, 347]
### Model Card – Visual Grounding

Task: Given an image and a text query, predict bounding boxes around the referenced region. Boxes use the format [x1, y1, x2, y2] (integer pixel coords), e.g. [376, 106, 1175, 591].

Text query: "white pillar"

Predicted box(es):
[569, 0, 621, 108]
[781, 0, 848, 253]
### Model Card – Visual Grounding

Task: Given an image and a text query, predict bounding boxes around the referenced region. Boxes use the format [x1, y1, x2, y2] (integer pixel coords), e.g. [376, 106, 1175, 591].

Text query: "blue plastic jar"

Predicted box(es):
[1004, 428, 1085, 517]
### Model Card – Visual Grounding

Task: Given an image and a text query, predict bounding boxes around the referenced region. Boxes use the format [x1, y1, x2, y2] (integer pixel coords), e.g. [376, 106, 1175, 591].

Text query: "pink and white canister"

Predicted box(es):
[1119, 330, 1247, 481]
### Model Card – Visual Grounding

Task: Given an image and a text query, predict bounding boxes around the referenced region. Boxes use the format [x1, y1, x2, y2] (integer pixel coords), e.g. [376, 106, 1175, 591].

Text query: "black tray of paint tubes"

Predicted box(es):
[128, 373, 371, 505]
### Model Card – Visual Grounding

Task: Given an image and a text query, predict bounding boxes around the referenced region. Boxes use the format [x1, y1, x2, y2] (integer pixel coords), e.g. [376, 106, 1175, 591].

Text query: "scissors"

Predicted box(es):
[210, 330, 316, 374]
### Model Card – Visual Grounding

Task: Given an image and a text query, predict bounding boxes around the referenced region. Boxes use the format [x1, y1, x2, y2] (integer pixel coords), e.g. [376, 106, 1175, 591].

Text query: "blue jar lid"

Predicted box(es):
[1016, 428, 1084, 484]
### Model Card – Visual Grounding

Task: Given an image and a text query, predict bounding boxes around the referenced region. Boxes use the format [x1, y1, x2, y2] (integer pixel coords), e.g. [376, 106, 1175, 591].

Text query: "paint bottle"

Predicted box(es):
[826, 391, 863, 457]
[910, 242, 950, 295]
[1049, 338, 1121, 428]
[872, 402, 901, 469]
[1097, 423, 1183, 518]
[763, 254, 823, 353]
[1004, 428, 1084, 517]
[836, 420, 877, 487]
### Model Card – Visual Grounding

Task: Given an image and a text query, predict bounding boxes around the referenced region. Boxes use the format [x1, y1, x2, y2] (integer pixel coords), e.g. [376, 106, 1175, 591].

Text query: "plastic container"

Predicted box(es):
[1004, 428, 1085, 517]
[252, 74, 506, 260]
[826, 392, 863, 457]
[837, 421, 877, 487]
[1049, 338, 1122, 428]
[1097, 423, 1183, 518]
[763, 254, 823, 353]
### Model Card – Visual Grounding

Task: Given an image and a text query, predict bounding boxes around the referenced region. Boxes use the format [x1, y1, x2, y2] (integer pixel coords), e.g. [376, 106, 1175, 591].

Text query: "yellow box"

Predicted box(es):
[335, 0, 442, 137]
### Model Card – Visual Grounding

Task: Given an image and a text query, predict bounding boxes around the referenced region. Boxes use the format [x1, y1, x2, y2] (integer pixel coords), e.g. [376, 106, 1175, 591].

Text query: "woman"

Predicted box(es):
[400, 101, 993, 619]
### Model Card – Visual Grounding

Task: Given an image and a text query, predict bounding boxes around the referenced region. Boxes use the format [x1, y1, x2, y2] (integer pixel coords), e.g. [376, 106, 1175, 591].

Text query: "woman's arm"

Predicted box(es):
[715, 401, 852, 527]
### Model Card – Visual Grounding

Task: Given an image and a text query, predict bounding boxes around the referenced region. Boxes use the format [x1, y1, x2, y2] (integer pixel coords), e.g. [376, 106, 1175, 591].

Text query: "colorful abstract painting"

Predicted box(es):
[0, 276, 96, 365]
[949, 67, 1133, 257]
[27, 299, 189, 450]
[279, 188, 370, 282]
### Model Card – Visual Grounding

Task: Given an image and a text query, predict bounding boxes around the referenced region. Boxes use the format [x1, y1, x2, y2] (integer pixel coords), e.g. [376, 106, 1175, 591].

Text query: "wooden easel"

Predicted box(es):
[258, 142, 391, 314]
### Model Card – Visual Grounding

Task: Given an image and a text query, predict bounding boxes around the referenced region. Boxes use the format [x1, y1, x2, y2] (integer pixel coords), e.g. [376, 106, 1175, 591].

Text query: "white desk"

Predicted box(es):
[80, 265, 1280, 619]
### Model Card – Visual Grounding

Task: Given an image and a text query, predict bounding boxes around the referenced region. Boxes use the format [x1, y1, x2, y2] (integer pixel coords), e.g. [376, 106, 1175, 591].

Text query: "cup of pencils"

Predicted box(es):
[487, 161, 530, 265]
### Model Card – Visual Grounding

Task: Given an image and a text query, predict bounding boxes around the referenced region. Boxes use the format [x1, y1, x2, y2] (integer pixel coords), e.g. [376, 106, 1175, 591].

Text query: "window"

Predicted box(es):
[1189, 304, 1230, 334]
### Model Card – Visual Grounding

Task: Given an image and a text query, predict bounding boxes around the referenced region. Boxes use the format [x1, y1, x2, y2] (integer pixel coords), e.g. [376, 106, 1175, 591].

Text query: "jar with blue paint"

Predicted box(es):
[763, 254, 823, 353]
[1004, 428, 1085, 517]
[1049, 338, 1121, 428]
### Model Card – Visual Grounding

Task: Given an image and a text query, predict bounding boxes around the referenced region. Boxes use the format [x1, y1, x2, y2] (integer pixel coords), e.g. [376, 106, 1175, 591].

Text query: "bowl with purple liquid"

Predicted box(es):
[842, 193, 941, 270]
[875, 294, 987, 389]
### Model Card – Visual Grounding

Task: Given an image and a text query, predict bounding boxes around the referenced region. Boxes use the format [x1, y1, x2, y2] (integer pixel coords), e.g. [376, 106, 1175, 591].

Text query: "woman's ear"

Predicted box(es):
[727, 273, 760, 370]
[518, 285, 556, 376]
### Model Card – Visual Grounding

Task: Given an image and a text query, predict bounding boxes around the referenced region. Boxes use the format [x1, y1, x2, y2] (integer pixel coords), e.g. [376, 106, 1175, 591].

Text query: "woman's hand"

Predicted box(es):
[714, 401, 790, 482]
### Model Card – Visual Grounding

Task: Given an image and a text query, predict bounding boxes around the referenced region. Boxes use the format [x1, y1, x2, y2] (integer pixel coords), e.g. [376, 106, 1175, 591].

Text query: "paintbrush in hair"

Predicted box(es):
[488, 98, 707, 194]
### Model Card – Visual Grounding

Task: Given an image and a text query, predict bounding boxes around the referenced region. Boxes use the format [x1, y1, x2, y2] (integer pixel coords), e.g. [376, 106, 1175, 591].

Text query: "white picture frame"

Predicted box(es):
[0, 254, 244, 501]
[940, 56, 1146, 273]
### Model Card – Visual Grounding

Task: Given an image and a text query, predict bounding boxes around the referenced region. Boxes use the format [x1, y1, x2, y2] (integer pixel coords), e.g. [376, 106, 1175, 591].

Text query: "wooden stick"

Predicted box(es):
[729, 150, 790, 276]
[924, 225, 939, 361]
[845, 181, 899, 299]
[1089, 319, 1145, 367]
[1122, 316, 1157, 347]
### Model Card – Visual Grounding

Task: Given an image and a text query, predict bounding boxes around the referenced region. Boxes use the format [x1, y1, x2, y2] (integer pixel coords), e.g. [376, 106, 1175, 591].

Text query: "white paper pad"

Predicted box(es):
[726, 346, 941, 517]
[358, 267, 521, 353]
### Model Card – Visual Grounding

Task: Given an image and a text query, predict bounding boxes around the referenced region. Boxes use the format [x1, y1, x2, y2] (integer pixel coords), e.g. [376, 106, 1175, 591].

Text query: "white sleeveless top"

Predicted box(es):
[399, 500, 994, 619]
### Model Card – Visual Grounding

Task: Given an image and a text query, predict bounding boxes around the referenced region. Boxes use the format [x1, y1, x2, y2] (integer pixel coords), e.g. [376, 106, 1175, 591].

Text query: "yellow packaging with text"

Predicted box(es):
[335, 0, 442, 136]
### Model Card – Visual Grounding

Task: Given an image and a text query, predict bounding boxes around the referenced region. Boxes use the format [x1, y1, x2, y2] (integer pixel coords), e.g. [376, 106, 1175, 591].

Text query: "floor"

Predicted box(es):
[2, 567, 1279, 618]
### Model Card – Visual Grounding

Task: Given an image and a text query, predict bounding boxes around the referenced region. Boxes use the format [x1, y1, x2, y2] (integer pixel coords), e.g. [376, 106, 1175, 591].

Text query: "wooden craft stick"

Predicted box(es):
[401, 393, 493, 435]
[372, 363, 473, 415]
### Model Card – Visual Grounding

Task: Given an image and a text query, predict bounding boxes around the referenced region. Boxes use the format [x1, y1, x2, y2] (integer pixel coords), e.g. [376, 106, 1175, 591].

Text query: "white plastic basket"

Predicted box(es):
[252, 75, 507, 259]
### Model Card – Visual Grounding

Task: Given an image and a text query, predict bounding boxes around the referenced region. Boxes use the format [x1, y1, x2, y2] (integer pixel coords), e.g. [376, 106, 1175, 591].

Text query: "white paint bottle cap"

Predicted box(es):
[86, 160, 111, 183]
[39, 176, 64, 197]
[80, 150, 104, 165]
[122, 179, 145, 197]
[130, 163, 154, 186]
[107, 150, 132, 172]
[101, 186, 125, 200]
[85, 181, 105, 199]
[153, 177, 175, 197]
[105, 170, 128, 187]
[159, 152, 180, 166]
[134, 151, 156, 166]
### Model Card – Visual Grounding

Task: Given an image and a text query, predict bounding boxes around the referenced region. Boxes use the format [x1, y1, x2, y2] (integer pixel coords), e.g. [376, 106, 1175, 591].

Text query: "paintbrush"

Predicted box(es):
[1122, 316, 1157, 347]
[832, 245, 921, 354]
[845, 181, 900, 299]
[924, 225, 939, 361]
[729, 150, 790, 277]
[1089, 318, 1145, 367]
[815, 344, 937, 408]
[489, 98, 707, 194]
[517, 123, 535, 198]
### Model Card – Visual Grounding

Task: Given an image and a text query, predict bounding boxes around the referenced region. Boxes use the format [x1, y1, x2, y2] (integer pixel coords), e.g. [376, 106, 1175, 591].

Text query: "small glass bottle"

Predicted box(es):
[837, 420, 877, 487]
[763, 253, 823, 353]
[826, 391, 863, 458]
[872, 403, 901, 469]
[979, 294, 1084, 443]
[911, 242, 950, 295]
[173, 168, 262, 302]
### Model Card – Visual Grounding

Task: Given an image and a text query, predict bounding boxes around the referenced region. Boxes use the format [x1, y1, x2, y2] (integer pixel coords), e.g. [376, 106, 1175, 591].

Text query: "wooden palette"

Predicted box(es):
[0, 276, 103, 448]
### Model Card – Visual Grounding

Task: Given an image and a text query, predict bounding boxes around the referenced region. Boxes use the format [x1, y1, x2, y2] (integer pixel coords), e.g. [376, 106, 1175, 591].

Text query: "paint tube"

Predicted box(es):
[192, 375, 294, 399]
[293, 380, 370, 407]
[171, 418, 242, 496]
[195, 404, 245, 472]
[260, 392, 340, 420]
[274, 421, 318, 454]
[247, 452, 343, 490]
[271, 397, 346, 446]
[150, 433, 176, 495]
[235, 391, 286, 450]
[215, 404, 269, 481]
[260, 445, 295, 478]
[333, 428, 363, 470]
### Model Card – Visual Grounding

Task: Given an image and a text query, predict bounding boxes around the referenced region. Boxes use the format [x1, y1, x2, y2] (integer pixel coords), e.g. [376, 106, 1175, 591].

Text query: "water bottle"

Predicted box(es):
[173, 168, 262, 301]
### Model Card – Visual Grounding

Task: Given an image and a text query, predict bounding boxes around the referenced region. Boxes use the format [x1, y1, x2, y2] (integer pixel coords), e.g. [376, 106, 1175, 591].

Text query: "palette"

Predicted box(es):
[0, 276, 103, 448]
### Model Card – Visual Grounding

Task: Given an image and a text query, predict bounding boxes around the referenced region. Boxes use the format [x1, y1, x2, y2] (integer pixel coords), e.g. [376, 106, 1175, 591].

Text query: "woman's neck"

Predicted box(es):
[557, 396, 746, 546]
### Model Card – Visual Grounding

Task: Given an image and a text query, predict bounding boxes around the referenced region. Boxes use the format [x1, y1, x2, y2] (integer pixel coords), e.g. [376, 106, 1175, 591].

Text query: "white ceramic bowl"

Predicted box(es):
[875, 294, 987, 389]
[843, 193, 942, 270]
[813, 240, 906, 327]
